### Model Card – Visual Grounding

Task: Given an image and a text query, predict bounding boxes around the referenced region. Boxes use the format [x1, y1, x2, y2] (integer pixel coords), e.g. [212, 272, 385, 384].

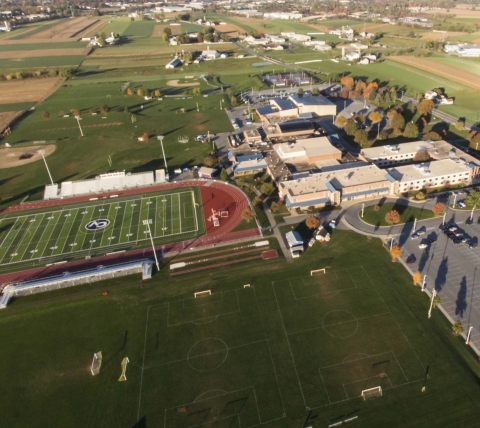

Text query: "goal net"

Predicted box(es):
[91, 351, 102, 376]
[310, 268, 326, 276]
[361, 386, 382, 401]
[194, 290, 211, 298]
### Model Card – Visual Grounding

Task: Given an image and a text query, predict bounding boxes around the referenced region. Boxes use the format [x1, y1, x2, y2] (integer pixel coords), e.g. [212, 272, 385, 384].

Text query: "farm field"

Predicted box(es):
[0, 48, 89, 59]
[426, 54, 480, 76]
[0, 55, 85, 72]
[0, 77, 64, 104]
[1, 231, 480, 427]
[121, 21, 156, 38]
[8, 18, 70, 40]
[0, 188, 203, 268]
[0, 42, 89, 51]
[389, 56, 480, 90]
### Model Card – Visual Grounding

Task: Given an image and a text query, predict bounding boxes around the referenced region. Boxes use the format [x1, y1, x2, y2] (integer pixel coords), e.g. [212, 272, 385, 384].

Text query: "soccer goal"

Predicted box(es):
[361, 386, 383, 401]
[194, 290, 211, 298]
[91, 351, 102, 376]
[310, 268, 326, 276]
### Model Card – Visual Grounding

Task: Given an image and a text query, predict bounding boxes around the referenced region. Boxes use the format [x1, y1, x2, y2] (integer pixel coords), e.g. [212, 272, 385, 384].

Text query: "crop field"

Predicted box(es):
[0, 42, 89, 51]
[0, 48, 89, 59]
[97, 19, 131, 37]
[2, 231, 480, 428]
[426, 54, 480, 76]
[389, 56, 480, 90]
[0, 188, 204, 267]
[8, 18, 70, 40]
[0, 55, 86, 72]
[0, 77, 64, 104]
[122, 22, 156, 38]
[27, 17, 99, 40]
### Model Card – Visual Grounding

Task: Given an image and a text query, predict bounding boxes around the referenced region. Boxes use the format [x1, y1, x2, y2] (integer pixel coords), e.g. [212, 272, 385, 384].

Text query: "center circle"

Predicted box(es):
[322, 310, 359, 338]
[187, 338, 228, 372]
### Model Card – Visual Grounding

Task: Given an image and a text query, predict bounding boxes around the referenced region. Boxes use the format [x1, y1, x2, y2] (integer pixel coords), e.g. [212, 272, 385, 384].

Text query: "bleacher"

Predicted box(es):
[43, 170, 165, 200]
[0, 260, 153, 309]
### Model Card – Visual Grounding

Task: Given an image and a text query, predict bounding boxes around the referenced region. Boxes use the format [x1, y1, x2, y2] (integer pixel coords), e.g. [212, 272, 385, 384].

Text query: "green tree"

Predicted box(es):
[193, 87, 201, 96]
[154, 89, 161, 98]
[403, 122, 419, 138]
[204, 154, 219, 167]
[432, 295, 441, 308]
[465, 190, 480, 207]
[416, 191, 425, 200]
[354, 129, 369, 147]
[220, 168, 229, 181]
[413, 150, 430, 162]
[163, 27, 172, 36]
[297, 87, 304, 96]
[162, 32, 170, 42]
[455, 120, 465, 130]
[252, 196, 263, 207]
[96, 37, 106, 47]
[260, 181, 274, 195]
[311, 87, 319, 95]
[390, 113, 405, 131]
[422, 131, 442, 141]
[345, 119, 357, 136]
[452, 320, 464, 336]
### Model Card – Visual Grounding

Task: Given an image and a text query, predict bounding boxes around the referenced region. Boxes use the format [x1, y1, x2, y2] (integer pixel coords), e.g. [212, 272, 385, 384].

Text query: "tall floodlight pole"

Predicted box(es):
[75, 115, 84, 137]
[38, 150, 54, 186]
[442, 212, 446, 225]
[413, 217, 417, 231]
[157, 135, 168, 181]
[466, 327, 473, 344]
[143, 219, 159, 271]
[428, 289, 437, 319]
[471, 204, 476, 222]
[453, 193, 457, 209]
[361, 203, 364, 218]
[423, 275, 427, 291]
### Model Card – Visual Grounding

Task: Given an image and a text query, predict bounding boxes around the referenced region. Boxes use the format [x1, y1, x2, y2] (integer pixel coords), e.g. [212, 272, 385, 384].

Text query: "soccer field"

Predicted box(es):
[0, 188, 204, 267]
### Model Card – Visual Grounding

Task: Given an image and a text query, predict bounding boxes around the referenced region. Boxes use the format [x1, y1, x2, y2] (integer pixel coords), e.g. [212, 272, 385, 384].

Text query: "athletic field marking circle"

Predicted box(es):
[85, 219, 110, 231]
[187, 338, 228, 372]
[191, 316, 219, 325]
[322, 310, 358, 338]
[194, 389, 227, 402]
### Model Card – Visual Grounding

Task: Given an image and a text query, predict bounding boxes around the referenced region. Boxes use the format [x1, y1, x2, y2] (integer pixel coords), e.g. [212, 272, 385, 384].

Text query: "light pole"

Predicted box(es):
[442, 212, 446, 225]
[143, 219, 159, 271]
[422, 275, 427, 291]
[466, 326, 473, 345]
[157, 135, 168, 181]
[428, 289, 437, 319]
[413, 217, 417, 231]
[471, 204, 476, 222]
[453, 193, 457, 209]
[75, 115, 84, 137]
[361, 203, 364, 218]
[38, 150, 54, 186]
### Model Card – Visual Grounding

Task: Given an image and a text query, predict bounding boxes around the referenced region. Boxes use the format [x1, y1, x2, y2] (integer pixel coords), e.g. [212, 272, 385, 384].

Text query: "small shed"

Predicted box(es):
[315, 226, 331, 242]
[198, 167, 217, 179]
[285, 231, 304, 258]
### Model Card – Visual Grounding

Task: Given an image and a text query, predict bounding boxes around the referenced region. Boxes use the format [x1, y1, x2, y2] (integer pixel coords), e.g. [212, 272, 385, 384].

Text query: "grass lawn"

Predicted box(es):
[0, 55, 86, 73]
[0, 79, 232, 207]
[362, 201, 435, 226]
[0, 42, 89, 52]
[122, 21, 155, 38]
[2, 230, 479, 427]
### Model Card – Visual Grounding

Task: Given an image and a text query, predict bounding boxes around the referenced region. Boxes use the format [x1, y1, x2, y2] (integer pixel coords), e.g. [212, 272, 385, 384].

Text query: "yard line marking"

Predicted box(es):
[178, 192, 182, 233]
[272, 282, 308, 409]
[38, 210, 63, 259]
[9, 214, 40, 263]
[0, 217, 23, 263]
[17, 213, 46, 262]
[154, 196, 158, 238]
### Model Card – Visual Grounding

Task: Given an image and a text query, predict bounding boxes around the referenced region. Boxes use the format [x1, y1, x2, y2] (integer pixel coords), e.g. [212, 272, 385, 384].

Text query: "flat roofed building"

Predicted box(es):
[244, 129, 262, 144]
[264, 120, 316, 139]
[289, 93, 336, 116]
[387, 159, 472, 193]
[276, 136, 342, 163]
[278, 164, 394, 208]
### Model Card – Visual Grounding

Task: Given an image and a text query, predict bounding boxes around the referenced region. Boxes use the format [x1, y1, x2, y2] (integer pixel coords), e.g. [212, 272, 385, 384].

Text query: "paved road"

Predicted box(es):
[341, 195, 480, 354]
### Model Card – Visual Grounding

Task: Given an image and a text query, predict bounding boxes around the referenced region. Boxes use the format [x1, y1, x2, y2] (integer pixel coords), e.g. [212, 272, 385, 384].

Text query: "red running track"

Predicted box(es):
[0, 180, 260, 286]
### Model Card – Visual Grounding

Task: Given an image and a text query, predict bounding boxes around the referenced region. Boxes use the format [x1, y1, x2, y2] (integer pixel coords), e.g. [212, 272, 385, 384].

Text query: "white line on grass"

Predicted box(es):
[136, 305, 151, 425]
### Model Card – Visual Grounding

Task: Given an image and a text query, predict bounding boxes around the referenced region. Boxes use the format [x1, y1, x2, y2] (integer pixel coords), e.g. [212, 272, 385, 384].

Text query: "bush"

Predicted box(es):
[374, 205, 380, 212]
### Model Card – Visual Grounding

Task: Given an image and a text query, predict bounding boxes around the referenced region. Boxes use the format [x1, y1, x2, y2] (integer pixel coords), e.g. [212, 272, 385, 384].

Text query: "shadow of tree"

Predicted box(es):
[455, 276, 468, 318]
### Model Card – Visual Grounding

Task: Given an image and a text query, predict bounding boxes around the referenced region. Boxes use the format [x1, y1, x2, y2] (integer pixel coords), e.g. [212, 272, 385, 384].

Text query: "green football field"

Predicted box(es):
[0, 188, 204, 267]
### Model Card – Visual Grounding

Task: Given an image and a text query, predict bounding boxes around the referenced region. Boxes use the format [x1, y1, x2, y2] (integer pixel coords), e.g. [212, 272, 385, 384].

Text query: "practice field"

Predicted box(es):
[0, 188, 204, 267]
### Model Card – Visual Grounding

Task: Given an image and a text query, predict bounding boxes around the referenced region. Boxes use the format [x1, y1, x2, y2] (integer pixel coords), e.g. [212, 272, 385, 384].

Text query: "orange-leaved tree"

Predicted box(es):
[385, 209, 400, 225]
[432, 202, 445, 216]
[413, 271, 422, 286]
[390, 245, 401, 260]
[340, 76, 354, 91]
[306, 215, 319, 230]
[417, 99, 434, 116]
[242, 208, 255, 222]
[369, 111, 382, 138]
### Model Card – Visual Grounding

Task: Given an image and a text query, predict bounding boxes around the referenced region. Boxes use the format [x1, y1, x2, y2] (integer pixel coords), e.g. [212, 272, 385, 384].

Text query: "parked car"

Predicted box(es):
[419, 243, 428, 249]
[417, 230, 426, 235]
[411, 233, 419, 240]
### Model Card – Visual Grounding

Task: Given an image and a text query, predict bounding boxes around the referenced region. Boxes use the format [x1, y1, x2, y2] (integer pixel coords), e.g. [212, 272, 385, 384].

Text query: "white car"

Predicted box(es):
[329, 220, 336, 229]
[419, 243, 428, 249]
[416, 230, 426, 235]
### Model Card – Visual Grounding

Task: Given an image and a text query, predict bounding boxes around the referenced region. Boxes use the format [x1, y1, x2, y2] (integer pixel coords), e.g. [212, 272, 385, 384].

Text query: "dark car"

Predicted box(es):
[406, 255, 417, 265]
[469, 242, 478, 249]
[426, 238, 437, 244]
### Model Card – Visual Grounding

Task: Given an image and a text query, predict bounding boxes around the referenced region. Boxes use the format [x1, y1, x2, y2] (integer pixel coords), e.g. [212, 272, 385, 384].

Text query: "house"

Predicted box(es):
[201, 49, 220, 60]
[265, 44, 284, 51]
[285, 231, 304, 258]
[314, 43, 332, 51]
[345, 51, 360, 61]
[165, 58, 182, 69]
[359, 31, 375, 38]
[245, 36, 269, 45]
[169, 37, 178, 46]
[358, 57, 370, 65]
[424, 90, 437, 100]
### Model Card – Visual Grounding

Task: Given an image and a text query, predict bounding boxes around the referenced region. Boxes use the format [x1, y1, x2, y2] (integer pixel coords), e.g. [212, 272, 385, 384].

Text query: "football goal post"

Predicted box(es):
[310, 268, 326, 276]
[91, 351, 102, 376]
[361, 386, 383, 401]
[194, 290, 211, 298]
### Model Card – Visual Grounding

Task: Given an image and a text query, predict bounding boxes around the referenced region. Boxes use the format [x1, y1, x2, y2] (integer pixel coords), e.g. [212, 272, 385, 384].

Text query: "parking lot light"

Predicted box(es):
[414, 218, 417, 231]
[442, 212, 446, 225]
[453, 193, 457, 208]
[471, 204, 476, 222]
[428, 289, 437, 319]
[466, 326, 473, 344]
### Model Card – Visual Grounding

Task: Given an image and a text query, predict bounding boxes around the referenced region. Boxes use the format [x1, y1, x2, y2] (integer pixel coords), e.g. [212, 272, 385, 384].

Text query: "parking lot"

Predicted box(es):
[399, 208, 480, 349]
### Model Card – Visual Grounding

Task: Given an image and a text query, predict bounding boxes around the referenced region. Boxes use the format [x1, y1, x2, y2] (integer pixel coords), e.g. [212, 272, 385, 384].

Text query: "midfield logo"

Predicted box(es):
[85, 219, 110, 231]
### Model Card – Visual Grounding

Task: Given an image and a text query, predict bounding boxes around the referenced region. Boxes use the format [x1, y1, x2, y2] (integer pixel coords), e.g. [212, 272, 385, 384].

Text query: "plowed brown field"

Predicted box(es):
[0, 78, 64, 104]
[0, 111, 23, 131]
[389, 56, 480, 90]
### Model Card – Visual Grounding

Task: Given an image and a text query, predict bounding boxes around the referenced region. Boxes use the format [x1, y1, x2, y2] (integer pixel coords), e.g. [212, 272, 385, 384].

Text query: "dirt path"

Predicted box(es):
[0, 144, 56, 169]
[389, 56, 480, 90]
[166, 79, 200, 87]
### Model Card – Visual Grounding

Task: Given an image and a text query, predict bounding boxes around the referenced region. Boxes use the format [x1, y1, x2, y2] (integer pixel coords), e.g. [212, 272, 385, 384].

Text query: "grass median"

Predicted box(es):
[361, 201, 435, 226]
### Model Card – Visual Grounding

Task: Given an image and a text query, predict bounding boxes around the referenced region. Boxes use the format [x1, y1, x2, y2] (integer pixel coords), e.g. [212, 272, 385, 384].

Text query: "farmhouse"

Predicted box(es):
[201, 49, 220, 60]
